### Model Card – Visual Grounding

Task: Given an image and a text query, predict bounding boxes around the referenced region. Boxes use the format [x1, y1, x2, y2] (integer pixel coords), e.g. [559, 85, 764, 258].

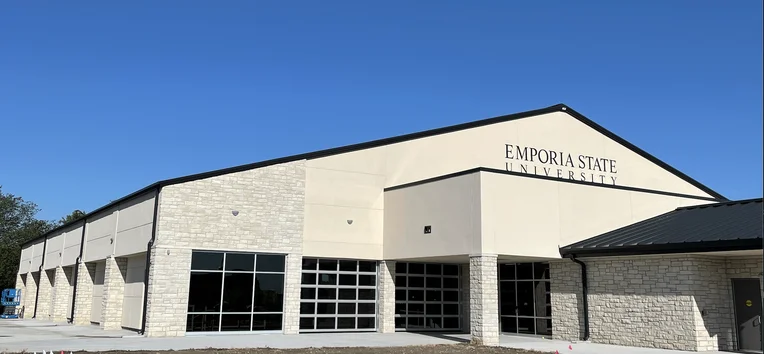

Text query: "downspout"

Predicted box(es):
[139, 187, 161, 335]
[32, 235, 49, 319]
[69, 219, 88, 322]
[570, 255, 590, 341]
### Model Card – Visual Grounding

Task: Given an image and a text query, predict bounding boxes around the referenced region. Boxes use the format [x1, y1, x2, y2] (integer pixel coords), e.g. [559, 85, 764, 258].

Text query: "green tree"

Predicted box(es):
[0, 187, 55, 290]
[58, 209, 86, 226]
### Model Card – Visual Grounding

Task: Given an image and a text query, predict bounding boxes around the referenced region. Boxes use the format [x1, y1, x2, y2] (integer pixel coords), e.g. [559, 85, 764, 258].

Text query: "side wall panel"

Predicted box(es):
[18, 245, 33, 274]
[84, 211, 117, 262]
[114, 193, 155, 257]
[43, 231, 66, 270]
[30, 240, 45, 271]
[62, 225, 84, 267]
[121, 254, 146, 330]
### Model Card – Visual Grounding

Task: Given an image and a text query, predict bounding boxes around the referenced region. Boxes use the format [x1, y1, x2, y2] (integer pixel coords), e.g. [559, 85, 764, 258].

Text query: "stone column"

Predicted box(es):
[36, 269, 54, 319]
[144, 246, 192, 337]
[51, 266, 71, 322]
[13, 274, 25, 318]
[24, 272, 37, 319]
[469, 254, 499, 346]
[101, 256, 128, 330]
[378, 260, 396, 333]
[73, 261, 95, 326]
[283, 253, 302, 335]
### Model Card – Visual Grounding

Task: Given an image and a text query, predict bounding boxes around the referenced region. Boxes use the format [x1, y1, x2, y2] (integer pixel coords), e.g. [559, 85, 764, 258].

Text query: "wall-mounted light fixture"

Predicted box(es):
[347, 220, 353, 225]
[232, 210, 239, 216]
[424, 225, 432, 234]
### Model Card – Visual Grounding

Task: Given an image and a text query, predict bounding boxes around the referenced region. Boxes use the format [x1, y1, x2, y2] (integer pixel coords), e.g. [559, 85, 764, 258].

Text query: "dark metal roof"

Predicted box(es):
[560, 198, 763, 257]
[22, 103, 726, 247]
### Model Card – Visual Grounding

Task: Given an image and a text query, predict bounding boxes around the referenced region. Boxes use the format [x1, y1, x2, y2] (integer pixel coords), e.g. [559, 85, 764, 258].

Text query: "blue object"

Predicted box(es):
[1, 289, 22, 319]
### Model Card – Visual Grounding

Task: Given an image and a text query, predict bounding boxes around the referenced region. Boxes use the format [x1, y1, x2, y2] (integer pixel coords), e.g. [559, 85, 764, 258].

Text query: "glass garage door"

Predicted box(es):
[186, 251, 286, 332]
[394, 262, 461, 331]
[299, 258, 378, 332]
[499, 262, 552, 336]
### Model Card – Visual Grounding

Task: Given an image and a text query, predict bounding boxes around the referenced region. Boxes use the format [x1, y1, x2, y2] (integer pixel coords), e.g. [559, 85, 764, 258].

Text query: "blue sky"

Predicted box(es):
[1, 1, 761, 221]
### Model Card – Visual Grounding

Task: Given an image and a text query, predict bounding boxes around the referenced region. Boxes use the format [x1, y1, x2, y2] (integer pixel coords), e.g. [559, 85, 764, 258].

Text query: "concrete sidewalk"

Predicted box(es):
[0, 319, 728, 354]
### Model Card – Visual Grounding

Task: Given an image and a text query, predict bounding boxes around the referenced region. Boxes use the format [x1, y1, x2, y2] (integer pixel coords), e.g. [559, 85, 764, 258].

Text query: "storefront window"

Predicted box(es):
[186, 251, 286, 332]
[395, 262, 461, 331]
[499, 262, 552, 336]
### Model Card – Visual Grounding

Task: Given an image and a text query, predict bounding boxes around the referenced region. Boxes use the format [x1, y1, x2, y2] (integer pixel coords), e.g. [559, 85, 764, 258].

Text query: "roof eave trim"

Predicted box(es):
[560, 238, 763, 258]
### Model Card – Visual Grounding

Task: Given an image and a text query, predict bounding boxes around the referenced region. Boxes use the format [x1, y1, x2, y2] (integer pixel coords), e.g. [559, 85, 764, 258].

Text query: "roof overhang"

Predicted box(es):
[560, 238, 762, 258]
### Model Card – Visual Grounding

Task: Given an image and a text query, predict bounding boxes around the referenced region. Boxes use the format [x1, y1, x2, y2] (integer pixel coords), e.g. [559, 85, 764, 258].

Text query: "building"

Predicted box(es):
[16, 104, 763, 352]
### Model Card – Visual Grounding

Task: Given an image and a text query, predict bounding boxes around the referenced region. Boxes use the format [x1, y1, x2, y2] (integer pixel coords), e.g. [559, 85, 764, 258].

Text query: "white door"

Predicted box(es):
[121, 254, 146, 330]
[90, 262, 106, 324]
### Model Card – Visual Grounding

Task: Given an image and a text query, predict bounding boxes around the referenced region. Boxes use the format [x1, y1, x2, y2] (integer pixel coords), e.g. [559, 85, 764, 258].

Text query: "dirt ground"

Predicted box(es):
[52, 346, 548, 354]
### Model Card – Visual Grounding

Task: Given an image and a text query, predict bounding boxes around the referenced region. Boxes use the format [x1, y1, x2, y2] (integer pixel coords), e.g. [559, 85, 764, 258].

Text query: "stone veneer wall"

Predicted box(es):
[144, 160, 306, 337]
[551, 255, 764, 352]
[378, 261, 396, 333]
[469, 255, 499, 345]
[51, 266, 71, 322]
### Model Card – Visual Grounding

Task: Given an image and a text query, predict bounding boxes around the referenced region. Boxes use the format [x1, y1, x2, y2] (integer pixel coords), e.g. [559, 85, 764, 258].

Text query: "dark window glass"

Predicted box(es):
[395, 317, 405, 328]
[300, 303, 314, 314]
[339, 260, 357, 271]
[395, 289, 406, 301]
[395, 276, 406, 287]
[426, 290, 441, 302]
[358, 275, 375, 286]
[425, 264, 441, 275]
[396, 263, 407, 274]
[339, 274, 356, 286]
[337, 317, 355, 329]
[516, 281, 534, 316]
[256, 254, 285, 272]
[358, 261, 376, 272]
[318, 288, 336, 300]
[443, 277, 459, 289]
[221, 314, 251, 331]
[516, 263, 533, 280]
[191, 252, 223, 271]
[500, 282, 517, 316]
[337, 303, 355, 314]
[319, 259, 337, 271]
[408, 263, 424, 274]
[536, 318, 552, 335]
[443, 317, 459, 329]
[408, 290, 424, 301]
[534, 281, 550, 317]
[358, 289, 375, 300]
[338, 289, 355, 300]
[518, 317, 535, 335]
[357, 317, 375, 329]
[318, 273, 337, 285]
[408, 276, 424, 288]
[443, 291, 459, 302]
[301, 273, 316, 285]
[252, 314, 282, 331]
[223, 273, 254, 312]
[426, 304, 441, 315]
[425, 317, 442, 329]
[443, 265, 459, 276]
[316, 317, 335, 329]
[317, 303, 336, 314]
[254, 274, 284, 312]
[443, 304, 459, 315]
[501, 316, 518, 333]
[534, 262, 549, 280]
[188, 272, 222, 312]
[299, 317, 314, 330]
[225, 253, 254, 271]
[408, 317, 424, 328]
[395, 303, 406, 314]
[186, 313, 219, 332]
[499, 264, 516, 280]
[302, 258, 317, 270]
[300, 288, 315, 300]
[358, 303, 375, 315]
[408, 303, 424, 315]
[426, 277, 441, 288]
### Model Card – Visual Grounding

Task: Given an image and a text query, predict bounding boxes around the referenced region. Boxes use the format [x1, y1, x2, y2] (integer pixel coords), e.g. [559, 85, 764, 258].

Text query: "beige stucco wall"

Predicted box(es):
[18, 245, 33, 274]
[114, 193, 155, 257]
[30, 239, 45, 271]
[61, 224, 84, 267]
[384, 173, 481, 259]
[305, 110, 718, 259]
[481, 172, 715, 257]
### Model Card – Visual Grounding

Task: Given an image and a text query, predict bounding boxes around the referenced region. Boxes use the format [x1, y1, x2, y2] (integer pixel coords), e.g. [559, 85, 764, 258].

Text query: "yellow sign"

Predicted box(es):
[746, 300, 752, 307]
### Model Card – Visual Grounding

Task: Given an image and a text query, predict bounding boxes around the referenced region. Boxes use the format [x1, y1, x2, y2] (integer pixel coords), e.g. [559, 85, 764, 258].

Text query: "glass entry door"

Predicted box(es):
[499, 262, 552, 336]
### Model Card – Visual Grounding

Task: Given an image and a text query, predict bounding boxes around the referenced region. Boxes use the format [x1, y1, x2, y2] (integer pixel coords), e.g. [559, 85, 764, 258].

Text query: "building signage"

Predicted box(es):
[505, 144, 618, 185]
